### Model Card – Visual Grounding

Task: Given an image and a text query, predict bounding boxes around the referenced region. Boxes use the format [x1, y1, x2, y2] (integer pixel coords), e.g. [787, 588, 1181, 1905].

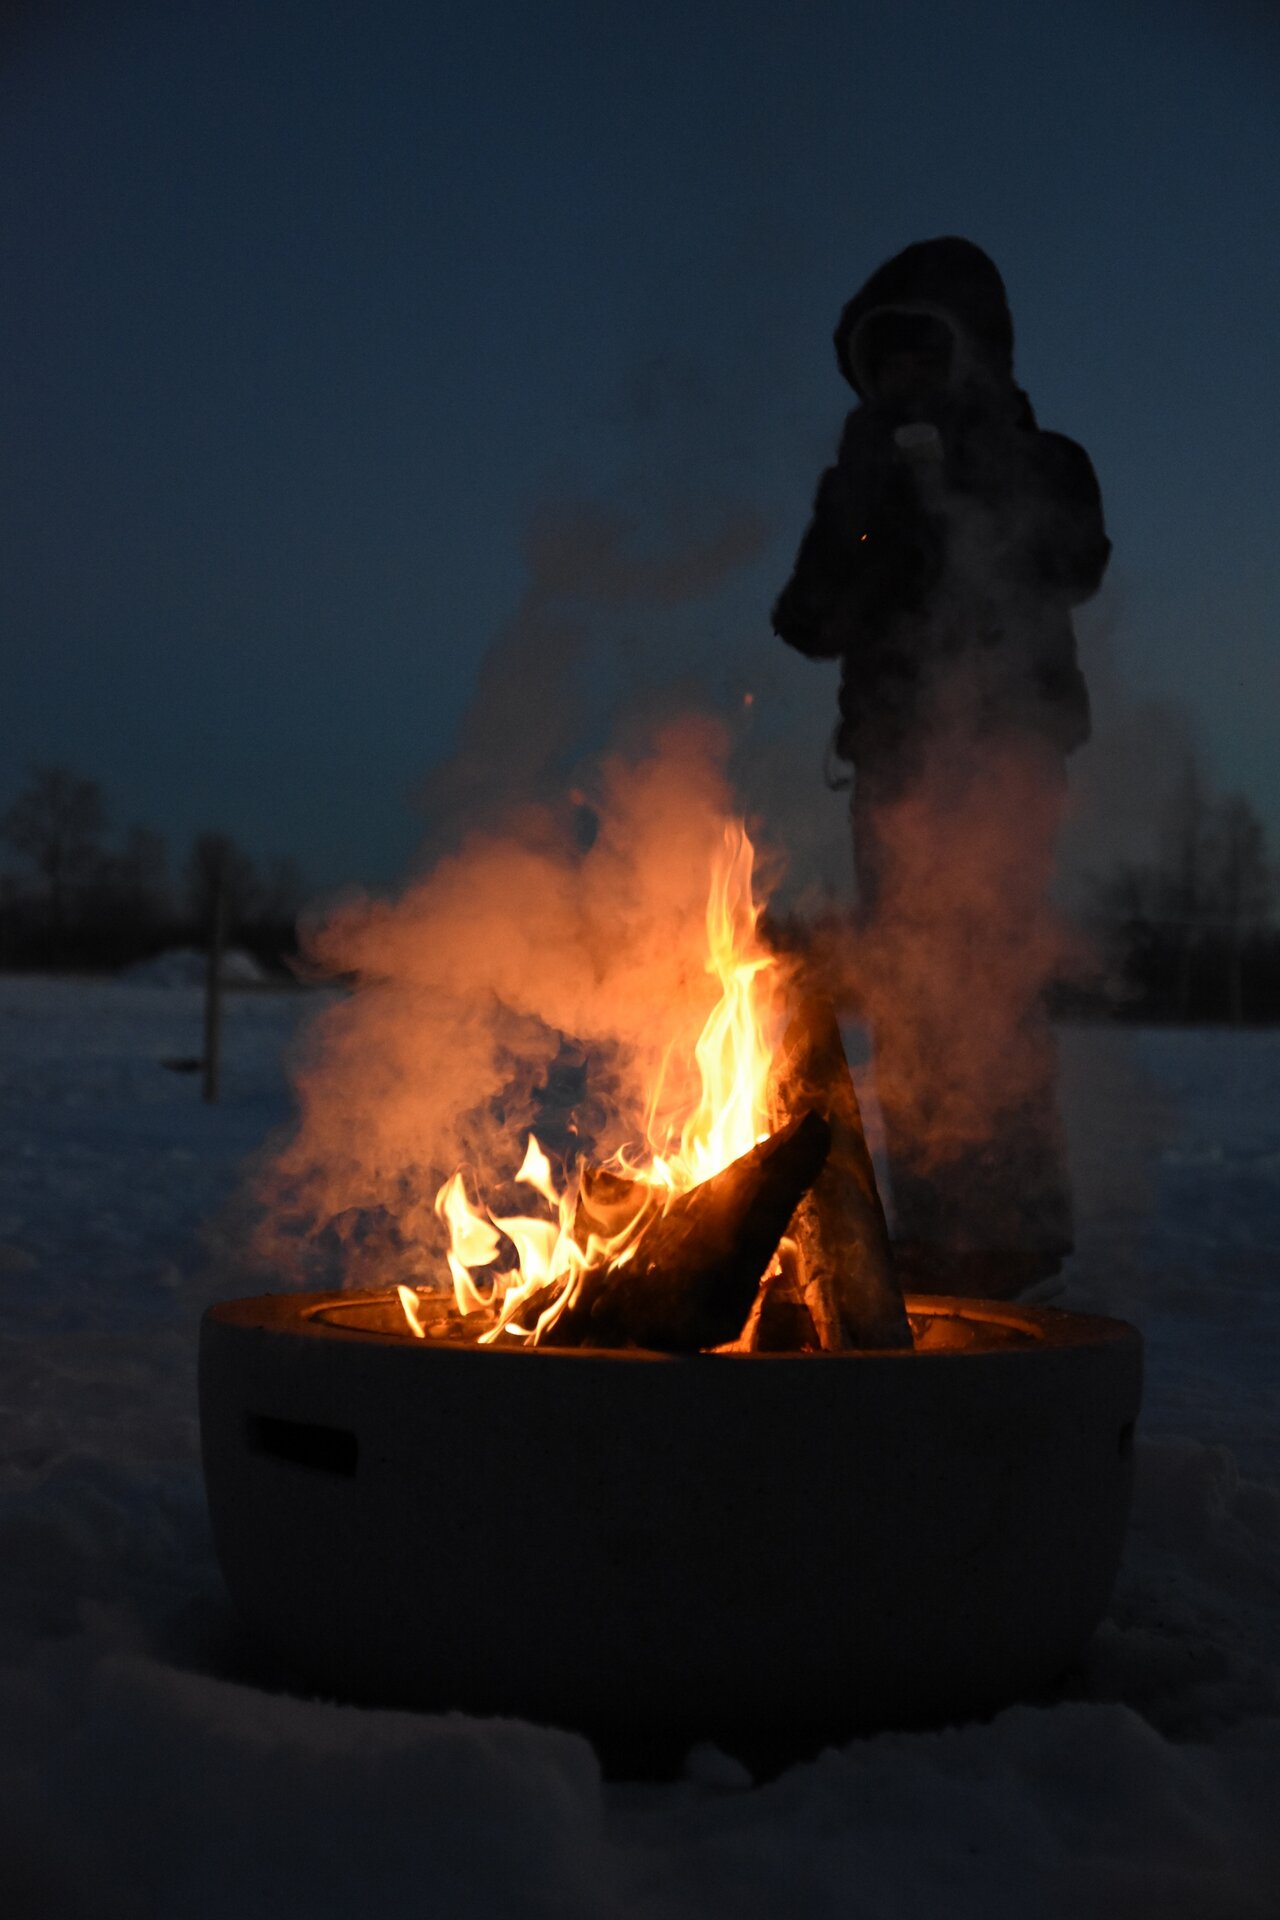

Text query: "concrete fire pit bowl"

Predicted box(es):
[199, 1291, 1141, 1761]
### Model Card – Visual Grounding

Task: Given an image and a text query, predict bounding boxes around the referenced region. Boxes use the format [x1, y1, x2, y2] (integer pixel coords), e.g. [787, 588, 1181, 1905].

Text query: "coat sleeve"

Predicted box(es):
[1018, 431, 1111, 606]
[772, 413, 943, 657]
[770, 466, 853, 659]
[1031, 616, 1092, 753]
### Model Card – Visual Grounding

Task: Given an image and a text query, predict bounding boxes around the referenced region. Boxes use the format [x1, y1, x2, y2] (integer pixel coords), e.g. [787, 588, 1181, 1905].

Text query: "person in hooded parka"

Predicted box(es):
[772, 237, 1110, 1297]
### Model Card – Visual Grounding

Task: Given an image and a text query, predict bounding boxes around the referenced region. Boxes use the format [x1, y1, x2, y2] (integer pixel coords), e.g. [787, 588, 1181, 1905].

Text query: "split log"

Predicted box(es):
[770, 991, 913, 1351]
[736, 1241, 820, 1352]
[538, 1109, 831, 1352]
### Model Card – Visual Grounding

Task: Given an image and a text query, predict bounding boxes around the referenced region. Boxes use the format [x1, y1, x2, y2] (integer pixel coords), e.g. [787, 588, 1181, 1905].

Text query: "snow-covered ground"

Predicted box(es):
[1, 976, 1277, 1918]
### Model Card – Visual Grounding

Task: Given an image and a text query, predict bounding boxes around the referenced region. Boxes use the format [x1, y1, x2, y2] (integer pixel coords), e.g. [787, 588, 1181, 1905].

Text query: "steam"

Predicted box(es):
[416, 501, 768, 863]
[256, 717, 767, 1287]
[1056, 595, 1204, 910]
[843, 727, 1080, 1251]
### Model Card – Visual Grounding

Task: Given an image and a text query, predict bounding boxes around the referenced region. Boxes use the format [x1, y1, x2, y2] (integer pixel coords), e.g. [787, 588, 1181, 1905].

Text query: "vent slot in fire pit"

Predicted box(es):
[247, 1413, 358, 1477]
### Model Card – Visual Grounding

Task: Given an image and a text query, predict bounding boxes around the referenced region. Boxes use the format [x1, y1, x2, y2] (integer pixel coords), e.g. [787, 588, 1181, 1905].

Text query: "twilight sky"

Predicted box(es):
[2, 0, 1277, 894]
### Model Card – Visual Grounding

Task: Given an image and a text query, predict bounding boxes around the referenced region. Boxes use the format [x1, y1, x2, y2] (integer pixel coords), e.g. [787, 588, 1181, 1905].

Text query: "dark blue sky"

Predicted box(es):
[2, 0, 1277, 890]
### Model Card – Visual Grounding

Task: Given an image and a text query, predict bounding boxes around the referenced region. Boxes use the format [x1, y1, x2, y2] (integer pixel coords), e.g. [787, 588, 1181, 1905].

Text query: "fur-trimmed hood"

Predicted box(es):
[835, 237, 1015, 399]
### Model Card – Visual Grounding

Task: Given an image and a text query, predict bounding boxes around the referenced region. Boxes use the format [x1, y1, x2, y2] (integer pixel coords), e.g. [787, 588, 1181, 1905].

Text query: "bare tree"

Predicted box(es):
[105, 825, 170, 930]
[1083, 740, 1279, 1021]
[257, 855, 305, 930]
[1156, 750, 1211, 1019]
[1206, 795, 1272, 1022]
[1207, 795, 1271, 924]
[1, 765, 107, 950]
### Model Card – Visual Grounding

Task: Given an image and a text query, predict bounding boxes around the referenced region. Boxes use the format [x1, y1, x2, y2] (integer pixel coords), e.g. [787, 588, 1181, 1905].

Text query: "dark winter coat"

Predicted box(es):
[772, 238, 1110, 771]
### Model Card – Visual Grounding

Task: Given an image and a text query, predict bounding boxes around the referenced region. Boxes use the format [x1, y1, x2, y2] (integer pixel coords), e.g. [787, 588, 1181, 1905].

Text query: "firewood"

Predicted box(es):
[538, 1109, 831, 1352]
[571, 1163, 661, 1254]
[737, 1243, 820, 1352]
[770, 991, 913, 1351]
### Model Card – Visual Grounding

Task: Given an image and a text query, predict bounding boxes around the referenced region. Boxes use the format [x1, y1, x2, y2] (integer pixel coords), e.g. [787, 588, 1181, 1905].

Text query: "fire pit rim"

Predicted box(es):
[205, 1287, 1140, 1359]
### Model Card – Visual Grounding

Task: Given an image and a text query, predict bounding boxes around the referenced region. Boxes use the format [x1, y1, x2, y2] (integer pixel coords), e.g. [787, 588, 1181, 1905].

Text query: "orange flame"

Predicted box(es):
[399, 820, 782, 1344]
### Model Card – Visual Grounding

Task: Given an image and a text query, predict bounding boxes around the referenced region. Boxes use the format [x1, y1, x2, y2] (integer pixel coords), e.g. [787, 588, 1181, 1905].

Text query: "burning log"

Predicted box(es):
[572, 1163, 662, 1251]
[737, 1242, 820, 1351]
[770, 991, 912, 1351]
[539, 1108, 831, 1352]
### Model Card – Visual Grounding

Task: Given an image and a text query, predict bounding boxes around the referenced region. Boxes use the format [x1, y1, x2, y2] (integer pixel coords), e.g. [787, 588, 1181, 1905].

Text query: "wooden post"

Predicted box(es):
[203, 853, 227, 1104]
[1229, 927, 1244, 1027]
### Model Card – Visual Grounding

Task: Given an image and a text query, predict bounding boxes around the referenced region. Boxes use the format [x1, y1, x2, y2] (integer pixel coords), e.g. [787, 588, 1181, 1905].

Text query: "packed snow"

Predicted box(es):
[119, 946, 271, 988]
[1, 975, 1277, 1918]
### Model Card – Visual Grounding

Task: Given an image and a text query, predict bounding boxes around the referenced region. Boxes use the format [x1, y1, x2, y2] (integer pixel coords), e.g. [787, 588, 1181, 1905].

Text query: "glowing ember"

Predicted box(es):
[397, 821, 784, 1345]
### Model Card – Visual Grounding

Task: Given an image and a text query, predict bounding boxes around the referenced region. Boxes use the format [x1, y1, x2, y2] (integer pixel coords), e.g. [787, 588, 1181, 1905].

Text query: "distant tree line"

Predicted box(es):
[0, 765, 304, 974]
[4, 757, 1277, 1018]
[1082, 755, 1278, 1023]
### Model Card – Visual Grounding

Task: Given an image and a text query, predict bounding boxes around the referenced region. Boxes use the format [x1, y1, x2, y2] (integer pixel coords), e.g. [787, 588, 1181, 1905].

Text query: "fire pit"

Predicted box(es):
[199, 1287, 1141, 1755]
[215, 794, 1143, 1762]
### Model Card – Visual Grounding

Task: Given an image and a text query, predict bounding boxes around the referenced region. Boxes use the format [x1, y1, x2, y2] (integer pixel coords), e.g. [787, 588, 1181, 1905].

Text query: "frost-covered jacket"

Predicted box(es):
[772, 238, 1110, 768]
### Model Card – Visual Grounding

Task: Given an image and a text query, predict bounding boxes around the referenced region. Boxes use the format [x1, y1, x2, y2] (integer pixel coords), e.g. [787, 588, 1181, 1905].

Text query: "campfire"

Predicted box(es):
[389, 820, 912, 1358]
[200, 732, 1143, 1761]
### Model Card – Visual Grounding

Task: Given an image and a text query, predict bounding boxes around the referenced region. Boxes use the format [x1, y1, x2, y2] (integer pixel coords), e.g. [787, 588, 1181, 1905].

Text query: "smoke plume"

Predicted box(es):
[253, 365, 1188, 1288]
[415, 499, 768, 865]
[256, 717, 779, 1287]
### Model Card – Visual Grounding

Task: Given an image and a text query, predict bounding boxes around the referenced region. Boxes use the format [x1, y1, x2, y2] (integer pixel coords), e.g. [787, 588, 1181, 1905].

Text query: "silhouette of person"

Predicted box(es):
[773, 237, 1110, 1296]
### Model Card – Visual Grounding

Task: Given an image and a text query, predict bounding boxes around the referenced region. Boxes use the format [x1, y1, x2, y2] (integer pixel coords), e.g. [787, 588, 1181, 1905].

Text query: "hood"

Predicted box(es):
[834, 237, 1015, 399]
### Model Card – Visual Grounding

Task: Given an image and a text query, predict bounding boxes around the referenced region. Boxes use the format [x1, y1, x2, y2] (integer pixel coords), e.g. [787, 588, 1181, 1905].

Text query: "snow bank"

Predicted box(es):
[120, 946, 270, 987]
[16, 1661, 607, 1920]
[0, 982, 1277, 1917]
[7, 1659, 1277, 1920]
